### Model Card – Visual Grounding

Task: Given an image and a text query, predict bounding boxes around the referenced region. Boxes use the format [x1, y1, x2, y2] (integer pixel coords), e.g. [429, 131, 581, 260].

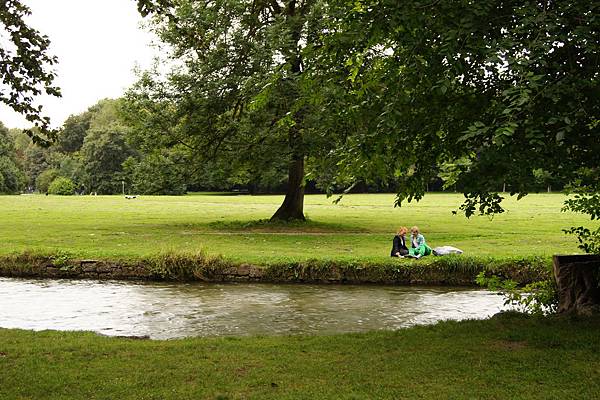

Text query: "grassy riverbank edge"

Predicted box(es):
[1, 312, 599, 399]
[0, 251, 552, 285]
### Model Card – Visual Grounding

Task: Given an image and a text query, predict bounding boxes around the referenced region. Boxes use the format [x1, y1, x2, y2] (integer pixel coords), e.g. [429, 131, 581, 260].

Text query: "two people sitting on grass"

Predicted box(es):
[391, 225, 432, 259]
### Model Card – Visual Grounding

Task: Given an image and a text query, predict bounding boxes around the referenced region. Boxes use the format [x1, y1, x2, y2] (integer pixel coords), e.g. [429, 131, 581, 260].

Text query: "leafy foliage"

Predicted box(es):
[317, 0, 599, 218]
[0, 0, 61, 143]
[122, 150, 187, 195]
[73, 99, 134, 194]
[562, 183, 600, 253]
[0, 122, 26, 193]
[34, 168, 59, 193]
[476, 271, 558, 315]
[22, 143, 50, 187]
[80, 127, 132, 194]
[0, 155, 26, 193]
[57, 109, 97, 153]
[563, 226, 600, 254]
[48, 177, 75, 195]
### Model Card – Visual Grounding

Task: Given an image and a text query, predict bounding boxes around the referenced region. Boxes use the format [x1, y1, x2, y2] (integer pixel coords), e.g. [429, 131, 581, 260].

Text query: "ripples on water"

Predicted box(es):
[0, 277, 506, 339]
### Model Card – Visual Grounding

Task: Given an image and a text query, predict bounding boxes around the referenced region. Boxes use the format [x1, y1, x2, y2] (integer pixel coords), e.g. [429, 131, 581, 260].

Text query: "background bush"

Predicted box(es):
[48, 177, 75, 195]
[35, 169, 59, 193]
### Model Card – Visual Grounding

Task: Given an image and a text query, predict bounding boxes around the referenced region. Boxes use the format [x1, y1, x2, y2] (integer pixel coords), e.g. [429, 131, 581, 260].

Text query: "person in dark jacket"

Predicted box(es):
[391, 226, 409, 257]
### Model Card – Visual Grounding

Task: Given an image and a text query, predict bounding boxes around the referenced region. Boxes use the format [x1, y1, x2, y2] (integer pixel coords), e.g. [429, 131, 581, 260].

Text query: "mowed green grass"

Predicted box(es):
[1, 193, 595, 262]
[1, 313, 599, 399]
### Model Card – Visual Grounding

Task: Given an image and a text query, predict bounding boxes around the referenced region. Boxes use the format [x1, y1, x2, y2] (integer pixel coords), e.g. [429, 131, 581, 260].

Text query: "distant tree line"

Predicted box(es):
[0, 100, 383, 195]
[0, 96, 565, 196]
[0, 99, 179, 195]
[0, 98, 357, 195]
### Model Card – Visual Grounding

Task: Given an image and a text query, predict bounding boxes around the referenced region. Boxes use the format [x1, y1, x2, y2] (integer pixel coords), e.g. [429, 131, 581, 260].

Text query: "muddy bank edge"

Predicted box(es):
[0, 252, 553, 286]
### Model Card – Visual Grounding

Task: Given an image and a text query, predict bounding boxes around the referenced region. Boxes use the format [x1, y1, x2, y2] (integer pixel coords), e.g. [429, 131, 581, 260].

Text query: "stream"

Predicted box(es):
[0, 277, 507, 339]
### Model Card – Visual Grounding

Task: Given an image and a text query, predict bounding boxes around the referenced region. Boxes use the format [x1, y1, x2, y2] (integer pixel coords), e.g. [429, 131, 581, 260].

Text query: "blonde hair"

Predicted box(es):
[411, 226, 420, 235]
[396, 226, 408, 235]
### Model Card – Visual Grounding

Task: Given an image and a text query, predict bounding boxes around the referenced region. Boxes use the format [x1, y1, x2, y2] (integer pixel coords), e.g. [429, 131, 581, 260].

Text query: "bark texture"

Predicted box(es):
[271, 156, 305, 221]
[553, 254, 600, 315]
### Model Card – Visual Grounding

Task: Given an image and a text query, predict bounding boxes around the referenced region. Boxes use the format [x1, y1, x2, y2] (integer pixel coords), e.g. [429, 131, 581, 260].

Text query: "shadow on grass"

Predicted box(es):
[206, 218, 369, 233]
[187, 191, 250, 196]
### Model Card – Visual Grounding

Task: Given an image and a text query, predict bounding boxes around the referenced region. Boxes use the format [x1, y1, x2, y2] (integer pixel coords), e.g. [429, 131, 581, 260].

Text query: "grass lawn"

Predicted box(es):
[1, 193, 595, 263]
[2, 195, 598, 399]
[0, 313, 598, 399]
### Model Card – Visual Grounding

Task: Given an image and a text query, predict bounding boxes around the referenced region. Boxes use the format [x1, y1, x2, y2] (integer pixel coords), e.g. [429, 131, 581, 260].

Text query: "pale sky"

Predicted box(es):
[0, 0, 158, 129]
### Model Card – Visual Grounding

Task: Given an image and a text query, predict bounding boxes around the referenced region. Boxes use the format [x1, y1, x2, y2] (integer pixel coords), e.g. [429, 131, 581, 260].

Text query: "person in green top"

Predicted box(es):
[408, 226, 432, 259]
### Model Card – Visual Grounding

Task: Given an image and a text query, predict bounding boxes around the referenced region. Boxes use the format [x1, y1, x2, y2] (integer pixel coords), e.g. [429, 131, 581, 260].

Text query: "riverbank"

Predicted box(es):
[0, 251, 552, 285]
[1, 312, 598, 399]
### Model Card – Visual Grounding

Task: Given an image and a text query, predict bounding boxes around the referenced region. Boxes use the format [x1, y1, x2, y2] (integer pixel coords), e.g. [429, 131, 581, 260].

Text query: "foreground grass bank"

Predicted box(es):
[1, 193, 595, 263]
[1, 313, 598, 399]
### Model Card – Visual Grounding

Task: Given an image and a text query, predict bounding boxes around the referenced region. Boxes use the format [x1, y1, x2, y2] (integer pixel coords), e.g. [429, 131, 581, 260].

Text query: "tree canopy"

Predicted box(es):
[314, 0, 599, 248]
[0, 0, 61, 143]
[318, 0, 598, 211]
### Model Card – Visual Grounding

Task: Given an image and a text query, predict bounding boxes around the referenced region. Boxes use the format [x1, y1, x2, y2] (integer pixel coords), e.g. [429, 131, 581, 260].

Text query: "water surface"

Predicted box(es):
[0, 277, 506, 339]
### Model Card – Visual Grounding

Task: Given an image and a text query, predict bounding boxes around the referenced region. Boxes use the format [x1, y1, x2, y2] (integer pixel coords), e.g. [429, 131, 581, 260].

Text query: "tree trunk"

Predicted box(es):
[553, 255, 600, 315]
[271, 156, 305, 221]
[270, 0, 306, 221]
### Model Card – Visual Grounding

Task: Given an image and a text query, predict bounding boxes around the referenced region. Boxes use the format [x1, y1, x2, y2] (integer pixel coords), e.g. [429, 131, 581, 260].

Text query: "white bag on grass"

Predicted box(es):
[432, 246, 463, 256]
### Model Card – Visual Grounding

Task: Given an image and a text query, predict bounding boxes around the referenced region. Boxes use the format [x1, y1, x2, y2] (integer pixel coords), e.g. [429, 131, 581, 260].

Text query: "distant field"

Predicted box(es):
[0, 193, 595, 262]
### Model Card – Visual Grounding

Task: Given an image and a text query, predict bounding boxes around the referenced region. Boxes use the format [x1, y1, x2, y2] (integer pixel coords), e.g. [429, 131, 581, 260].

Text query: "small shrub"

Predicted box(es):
[51, 250, 73, 270]
[476, 271, 558, 315]
[48, 177, 75, 195]
[145, 250, 227, 280]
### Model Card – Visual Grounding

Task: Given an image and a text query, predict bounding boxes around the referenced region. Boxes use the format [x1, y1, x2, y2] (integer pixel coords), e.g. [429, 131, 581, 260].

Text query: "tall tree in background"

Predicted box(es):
[0, 0, 61, 143]
[79, 99, 134, 194]
[0, 122, 26, 193]
[134, 0, 335, 220]
[57, 105, 101, 154]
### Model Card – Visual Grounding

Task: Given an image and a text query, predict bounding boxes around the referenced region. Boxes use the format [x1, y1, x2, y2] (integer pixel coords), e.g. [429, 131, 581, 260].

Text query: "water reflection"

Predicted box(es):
[0, 277, 506, 339]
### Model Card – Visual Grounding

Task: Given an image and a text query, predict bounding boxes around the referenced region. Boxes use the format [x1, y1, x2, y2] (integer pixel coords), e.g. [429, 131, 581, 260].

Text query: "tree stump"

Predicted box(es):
[553, 255, 600, 315]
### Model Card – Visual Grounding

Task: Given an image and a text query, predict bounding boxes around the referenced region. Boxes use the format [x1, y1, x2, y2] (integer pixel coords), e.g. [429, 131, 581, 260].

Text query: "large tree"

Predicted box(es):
[0, 0, 61, 143]
[133, 0, 338, 220]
